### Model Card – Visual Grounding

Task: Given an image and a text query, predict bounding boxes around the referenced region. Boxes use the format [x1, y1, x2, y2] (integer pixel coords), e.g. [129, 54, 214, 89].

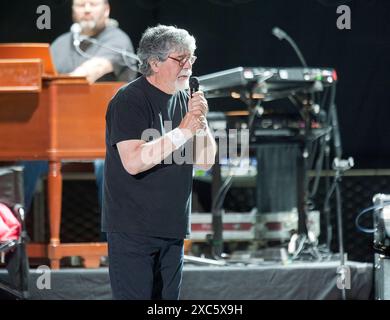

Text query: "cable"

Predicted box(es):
[211, 175, 233, 212]
[308, 84, 337, 249]
[309, 85, 333, 198]
[329, 84, 342, 159]
[74, 41, 92, 59]
[216, 177, 233, 210]
[355, 205, 377, 233]
[309, 136, 326, 198]
[335, 178, 344, 262]
[355, 203, 390, 233]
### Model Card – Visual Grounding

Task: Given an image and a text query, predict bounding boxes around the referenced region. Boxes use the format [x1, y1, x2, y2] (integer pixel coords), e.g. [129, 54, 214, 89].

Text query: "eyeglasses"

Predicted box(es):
[167, 55, 197, 67]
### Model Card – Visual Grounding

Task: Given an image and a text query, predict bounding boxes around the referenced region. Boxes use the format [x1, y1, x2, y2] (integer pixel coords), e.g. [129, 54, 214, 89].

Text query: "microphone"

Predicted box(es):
[69, 22, 140, 69]
[272, 26, 308, 68]
[189, 76, 206, 136]
[70, 23, 83, 47]
[271, 26, 286, 40]
[189, 76, 199, 98]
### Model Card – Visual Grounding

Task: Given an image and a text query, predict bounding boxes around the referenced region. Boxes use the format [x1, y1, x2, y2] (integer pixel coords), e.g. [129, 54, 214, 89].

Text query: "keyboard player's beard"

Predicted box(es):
[79, 20, 97, 35]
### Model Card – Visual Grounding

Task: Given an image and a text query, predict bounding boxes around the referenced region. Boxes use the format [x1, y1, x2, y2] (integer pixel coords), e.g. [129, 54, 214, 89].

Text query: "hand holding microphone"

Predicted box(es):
[189, 76, 199, 98]
[174, 77, 208, 148]
[188, 77, 208, 136]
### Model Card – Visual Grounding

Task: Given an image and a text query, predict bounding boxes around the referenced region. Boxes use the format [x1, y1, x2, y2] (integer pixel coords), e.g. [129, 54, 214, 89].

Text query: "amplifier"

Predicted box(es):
[375, 254, 390, 300]
[373, 194, 390, 256]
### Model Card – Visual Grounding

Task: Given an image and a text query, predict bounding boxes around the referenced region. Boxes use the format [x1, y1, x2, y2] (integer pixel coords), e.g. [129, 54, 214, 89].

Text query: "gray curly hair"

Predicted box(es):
[137, 25, 196, 76]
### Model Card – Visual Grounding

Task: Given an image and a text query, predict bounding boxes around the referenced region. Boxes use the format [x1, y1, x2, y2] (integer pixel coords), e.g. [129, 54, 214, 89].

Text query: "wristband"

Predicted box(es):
[166, 128, 188, 149]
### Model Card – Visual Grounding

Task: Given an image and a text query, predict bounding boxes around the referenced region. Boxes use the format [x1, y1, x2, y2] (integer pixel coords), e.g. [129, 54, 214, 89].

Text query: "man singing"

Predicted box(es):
[103, 25, 217, 299]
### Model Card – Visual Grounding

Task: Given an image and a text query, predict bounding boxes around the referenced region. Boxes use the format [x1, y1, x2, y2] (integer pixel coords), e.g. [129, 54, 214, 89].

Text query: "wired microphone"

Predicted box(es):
[70, 22, 140, 66]
[272, 26, 308, 68]
[189, 76, 199, 98]
[70, 23, 83, 47]
[189, 76, 206, 136]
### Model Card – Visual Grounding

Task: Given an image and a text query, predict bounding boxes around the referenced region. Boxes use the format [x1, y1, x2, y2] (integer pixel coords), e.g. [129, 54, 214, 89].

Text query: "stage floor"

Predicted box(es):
[0, 260, 372, 300]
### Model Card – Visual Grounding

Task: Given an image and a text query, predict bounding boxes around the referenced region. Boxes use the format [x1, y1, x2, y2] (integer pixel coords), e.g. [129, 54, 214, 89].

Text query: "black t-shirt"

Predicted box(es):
[102, 76, 193, 239]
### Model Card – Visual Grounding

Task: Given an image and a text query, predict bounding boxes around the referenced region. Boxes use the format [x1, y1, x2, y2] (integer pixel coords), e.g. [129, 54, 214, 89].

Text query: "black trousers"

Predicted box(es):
[107, 232, 184, 300]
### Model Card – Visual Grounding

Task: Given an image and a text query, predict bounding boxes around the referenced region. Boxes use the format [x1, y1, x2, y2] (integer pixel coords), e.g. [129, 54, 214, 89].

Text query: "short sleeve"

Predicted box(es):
[107, 88, 149, 146]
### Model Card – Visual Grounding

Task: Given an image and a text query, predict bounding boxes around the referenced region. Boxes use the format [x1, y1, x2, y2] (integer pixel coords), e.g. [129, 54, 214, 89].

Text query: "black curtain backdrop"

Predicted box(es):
[1, 0, 389, 168]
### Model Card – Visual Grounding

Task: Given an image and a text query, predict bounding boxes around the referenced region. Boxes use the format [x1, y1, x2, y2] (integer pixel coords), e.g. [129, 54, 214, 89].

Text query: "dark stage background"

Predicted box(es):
[1, 1, 390, 264]
[1, 0, 389, 169]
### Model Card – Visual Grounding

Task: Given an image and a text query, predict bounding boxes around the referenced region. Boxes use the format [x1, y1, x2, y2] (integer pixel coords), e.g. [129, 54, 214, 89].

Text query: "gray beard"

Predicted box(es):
[175, 79, 190, 92]
[79, 20, 97, 33]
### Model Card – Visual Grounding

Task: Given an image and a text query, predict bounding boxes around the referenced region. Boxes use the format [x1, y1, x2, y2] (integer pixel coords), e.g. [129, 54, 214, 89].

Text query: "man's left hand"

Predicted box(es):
[188, 91, 208, 117]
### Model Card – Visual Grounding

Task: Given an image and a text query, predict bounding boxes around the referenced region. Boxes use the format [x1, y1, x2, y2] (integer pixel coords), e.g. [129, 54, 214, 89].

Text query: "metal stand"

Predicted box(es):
[287, 82, 350, 268]
[288, 95, 322, 260]
[208, 94, 258, 259]
[210, 154, 224, 258]
[324, 84, 354, 299]
[326, 157, 353, 299]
